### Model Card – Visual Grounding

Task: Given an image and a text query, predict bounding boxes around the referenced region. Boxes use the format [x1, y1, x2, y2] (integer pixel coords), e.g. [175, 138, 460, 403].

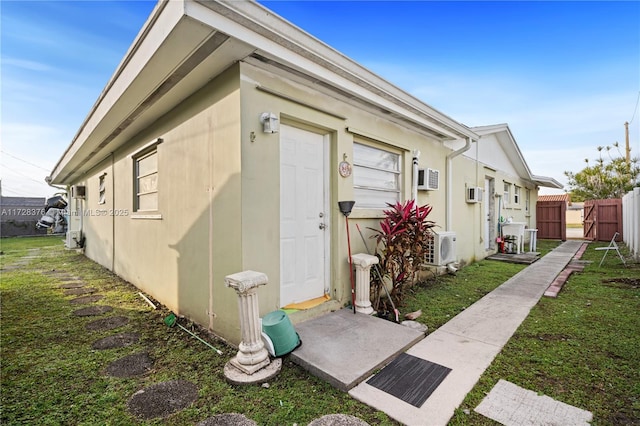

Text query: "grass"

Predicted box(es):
[0, 236, 394, 425]
[1, 236, 638, 425]
[449, 241, 640, 425]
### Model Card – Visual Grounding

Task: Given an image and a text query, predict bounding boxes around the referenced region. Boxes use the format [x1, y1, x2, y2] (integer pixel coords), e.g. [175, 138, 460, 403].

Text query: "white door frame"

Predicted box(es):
[279, 125, 330, 306]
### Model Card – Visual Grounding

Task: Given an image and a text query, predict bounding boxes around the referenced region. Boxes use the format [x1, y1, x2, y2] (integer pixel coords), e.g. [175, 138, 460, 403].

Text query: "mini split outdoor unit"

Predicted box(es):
[417, 168, 439, 190]
[466, 186, 483, 203]
[426, 231, 457, 266]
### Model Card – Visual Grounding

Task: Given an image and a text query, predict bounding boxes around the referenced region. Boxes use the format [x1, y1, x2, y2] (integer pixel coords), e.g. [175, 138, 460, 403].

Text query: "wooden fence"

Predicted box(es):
[583, 199, 623, 242]
[536, 200, 566, 240]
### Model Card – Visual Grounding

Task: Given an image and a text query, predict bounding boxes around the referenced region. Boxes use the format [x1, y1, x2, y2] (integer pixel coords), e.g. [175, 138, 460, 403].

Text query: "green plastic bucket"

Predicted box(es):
[262, 310, 300, 357]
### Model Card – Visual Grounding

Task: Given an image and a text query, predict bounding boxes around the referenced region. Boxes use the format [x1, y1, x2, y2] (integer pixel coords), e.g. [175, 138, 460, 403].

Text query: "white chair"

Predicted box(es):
[595, 232, 626, 267]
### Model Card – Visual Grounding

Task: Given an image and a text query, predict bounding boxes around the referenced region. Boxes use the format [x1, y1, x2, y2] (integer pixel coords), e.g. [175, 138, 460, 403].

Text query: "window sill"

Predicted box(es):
[131, 213, 163, 220]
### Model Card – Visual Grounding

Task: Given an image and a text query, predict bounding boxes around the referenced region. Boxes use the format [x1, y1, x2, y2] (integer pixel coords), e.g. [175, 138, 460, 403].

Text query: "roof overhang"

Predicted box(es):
[472, 124, 563, 189]
[50, 0, 477, 184]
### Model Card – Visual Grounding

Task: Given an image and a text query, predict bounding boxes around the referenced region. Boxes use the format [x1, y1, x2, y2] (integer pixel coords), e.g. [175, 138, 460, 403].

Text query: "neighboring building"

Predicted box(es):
[538, 194, 583, 226]
[0, 196, 47, 237]
[48, 0, 561, 344]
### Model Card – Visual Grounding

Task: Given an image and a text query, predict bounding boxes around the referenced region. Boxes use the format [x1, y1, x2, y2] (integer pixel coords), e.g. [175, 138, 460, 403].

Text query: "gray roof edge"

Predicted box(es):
[532, 175, 564, 189]
[200, 0, 477, 140]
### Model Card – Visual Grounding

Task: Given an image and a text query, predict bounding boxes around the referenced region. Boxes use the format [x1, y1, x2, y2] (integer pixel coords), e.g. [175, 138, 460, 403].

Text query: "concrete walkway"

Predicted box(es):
[348, 240, 585, 426]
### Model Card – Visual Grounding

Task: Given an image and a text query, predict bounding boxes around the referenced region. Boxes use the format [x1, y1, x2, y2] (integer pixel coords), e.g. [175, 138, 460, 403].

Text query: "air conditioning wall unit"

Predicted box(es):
[71, 185, 86, 199]
[417, 168, 440, 190]
[466, 186, 483, 203]
[426, 231, 457, 266]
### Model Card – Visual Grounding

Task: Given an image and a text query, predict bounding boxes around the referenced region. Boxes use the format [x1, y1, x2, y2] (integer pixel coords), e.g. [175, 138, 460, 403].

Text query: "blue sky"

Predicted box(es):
[1, 0, 638, 198]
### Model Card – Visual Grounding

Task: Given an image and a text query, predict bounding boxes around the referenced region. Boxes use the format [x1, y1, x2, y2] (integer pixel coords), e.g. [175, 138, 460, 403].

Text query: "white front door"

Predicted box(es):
[280, 125, 328, 306]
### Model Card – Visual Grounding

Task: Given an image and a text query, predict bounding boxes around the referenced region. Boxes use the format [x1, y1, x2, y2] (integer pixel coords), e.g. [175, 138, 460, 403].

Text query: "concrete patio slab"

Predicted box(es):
[290, 308, 425, 391]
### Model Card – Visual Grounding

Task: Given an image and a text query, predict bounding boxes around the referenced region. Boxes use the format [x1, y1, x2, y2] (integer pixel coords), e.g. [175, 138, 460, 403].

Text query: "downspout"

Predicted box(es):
[446, 137, 473, 231]
[111, 152, 115, 272]
[412, 150, 421, 201]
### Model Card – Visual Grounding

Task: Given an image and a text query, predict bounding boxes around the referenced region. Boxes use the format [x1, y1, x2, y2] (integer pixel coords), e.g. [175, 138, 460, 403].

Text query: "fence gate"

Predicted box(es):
[536, 200, 566, 240]
[583, 199, 623, 242]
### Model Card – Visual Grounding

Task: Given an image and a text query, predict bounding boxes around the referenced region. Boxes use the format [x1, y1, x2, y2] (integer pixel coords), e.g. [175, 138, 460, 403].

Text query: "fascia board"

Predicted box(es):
[473, 123, 534, 180]
[532, 175, 564, 189]
[50, 2, 208, 183]
[193, 0, 476, 140]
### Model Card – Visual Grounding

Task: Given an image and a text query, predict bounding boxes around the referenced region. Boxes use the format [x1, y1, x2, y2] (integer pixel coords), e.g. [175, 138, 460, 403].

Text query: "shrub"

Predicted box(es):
[369, 200, 436, 312]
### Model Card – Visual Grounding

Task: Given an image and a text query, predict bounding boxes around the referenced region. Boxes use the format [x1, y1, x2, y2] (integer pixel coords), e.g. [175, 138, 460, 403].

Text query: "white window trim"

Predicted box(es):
[503, 182, 511, 207]
[352, 140, 402, 212]
[132, 138, 163, 214]
[98, 173, 107, 205]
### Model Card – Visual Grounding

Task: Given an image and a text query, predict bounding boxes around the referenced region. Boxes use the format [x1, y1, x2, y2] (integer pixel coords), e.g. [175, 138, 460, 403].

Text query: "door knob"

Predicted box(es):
[319, 223, 326, 230]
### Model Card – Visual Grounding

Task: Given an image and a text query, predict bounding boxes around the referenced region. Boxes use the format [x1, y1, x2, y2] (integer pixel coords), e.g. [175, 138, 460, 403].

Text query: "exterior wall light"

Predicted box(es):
[260, 112, 279, 133]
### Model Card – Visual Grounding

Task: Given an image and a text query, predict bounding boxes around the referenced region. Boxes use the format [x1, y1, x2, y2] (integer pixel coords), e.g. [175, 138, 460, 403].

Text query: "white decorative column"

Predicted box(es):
[224, 270, 281, 384]
[351, 253, 378, 315]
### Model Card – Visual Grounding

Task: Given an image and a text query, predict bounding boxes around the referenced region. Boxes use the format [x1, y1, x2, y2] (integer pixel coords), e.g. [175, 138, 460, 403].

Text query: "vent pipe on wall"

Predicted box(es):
[446, 137, 473, 231]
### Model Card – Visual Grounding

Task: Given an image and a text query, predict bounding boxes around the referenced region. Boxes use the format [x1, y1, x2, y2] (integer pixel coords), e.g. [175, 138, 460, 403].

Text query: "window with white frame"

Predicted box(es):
[353, 142, 401, 209]
[503, 182, 511, 205]
[134, 149, 158, 212]
[98, 174, 106, 205]
[514, 186, 521, 205]
[525, 189, 531, 213]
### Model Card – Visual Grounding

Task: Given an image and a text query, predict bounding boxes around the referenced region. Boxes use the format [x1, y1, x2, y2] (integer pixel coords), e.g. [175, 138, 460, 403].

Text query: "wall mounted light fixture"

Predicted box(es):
[260, 112, 279, 133]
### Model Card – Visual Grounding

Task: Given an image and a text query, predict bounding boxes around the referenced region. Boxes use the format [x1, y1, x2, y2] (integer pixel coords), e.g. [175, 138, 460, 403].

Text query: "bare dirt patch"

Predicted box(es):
[64, 288, 97, 296]
[105, 352, 153, 378]
[92, 332, 139, 350]
[59, 282, 86, 289]
[70, 295, 104, 305]
[602, 277, 640, 289]
[73, 305, 113, 317]
[85, 316, 129, 331]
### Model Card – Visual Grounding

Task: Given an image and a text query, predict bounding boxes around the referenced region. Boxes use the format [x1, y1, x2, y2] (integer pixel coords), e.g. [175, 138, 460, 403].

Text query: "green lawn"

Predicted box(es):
[1, 236, 638, 425]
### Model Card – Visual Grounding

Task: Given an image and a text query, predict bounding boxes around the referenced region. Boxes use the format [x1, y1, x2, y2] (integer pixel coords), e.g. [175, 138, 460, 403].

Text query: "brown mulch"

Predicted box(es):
[127, 380, 198, 420]
[85, 316, 129, 331]
[73, 305, 113, 317]
[105, 352, 153, 378]
[92, 332, 139, 350]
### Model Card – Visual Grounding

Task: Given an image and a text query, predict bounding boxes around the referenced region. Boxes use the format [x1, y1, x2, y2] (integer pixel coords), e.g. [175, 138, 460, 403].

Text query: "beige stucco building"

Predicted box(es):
[49, 0, 561, 345]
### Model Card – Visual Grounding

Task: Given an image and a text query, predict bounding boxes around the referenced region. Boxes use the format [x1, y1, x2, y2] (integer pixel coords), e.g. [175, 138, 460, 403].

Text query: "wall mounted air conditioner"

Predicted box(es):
[417, 168, 440, 190]
[426, 231, 457, 266]
[466, 186, 483, 203]
[71, 185, 86, 199]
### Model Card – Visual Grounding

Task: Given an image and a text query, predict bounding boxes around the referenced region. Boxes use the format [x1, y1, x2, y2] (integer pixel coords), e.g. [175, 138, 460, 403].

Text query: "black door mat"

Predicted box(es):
[367, 353, 451, 408]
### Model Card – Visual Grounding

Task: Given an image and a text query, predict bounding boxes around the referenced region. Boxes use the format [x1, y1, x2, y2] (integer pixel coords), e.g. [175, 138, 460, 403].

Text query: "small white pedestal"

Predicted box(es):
[526, 228, 538, 252]
[351, 253, 378, 315]
[224, 270, 281, 384]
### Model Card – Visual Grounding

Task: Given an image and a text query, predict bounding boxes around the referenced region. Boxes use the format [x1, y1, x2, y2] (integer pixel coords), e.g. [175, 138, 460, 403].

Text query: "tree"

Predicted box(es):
[565, 143, 640, 200]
